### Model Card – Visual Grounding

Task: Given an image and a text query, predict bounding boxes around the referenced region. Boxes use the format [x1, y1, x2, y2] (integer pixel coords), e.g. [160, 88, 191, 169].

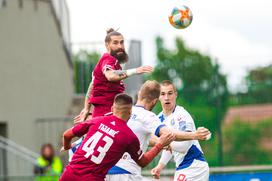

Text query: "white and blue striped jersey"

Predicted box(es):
[158, 105, 206, 170]
[107, 105, 165, 175]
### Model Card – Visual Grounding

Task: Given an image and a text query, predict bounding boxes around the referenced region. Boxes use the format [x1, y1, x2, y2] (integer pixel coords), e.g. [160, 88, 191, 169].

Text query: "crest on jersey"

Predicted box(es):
[110, 121, 116, 126]
[179, 121, 186, 131]
[159, 114, 165, 123]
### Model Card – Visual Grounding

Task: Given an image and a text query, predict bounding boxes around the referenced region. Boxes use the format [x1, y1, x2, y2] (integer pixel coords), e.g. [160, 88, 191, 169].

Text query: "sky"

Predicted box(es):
[66, 0, 272, 92]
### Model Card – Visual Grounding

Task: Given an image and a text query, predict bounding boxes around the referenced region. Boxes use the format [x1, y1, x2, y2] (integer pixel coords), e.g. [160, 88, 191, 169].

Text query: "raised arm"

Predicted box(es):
[159, 126, 210, 141]
[104, 66, 153, 82]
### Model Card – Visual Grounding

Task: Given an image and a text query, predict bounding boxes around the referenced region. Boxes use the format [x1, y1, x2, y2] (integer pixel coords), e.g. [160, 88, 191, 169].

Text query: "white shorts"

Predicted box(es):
[105, 174, 144, 181]
[173, 160, 209, 181]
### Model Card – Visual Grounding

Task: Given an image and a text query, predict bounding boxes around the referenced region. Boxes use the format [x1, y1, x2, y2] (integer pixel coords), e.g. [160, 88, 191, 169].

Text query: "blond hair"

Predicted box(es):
[138, 80, 161, 102]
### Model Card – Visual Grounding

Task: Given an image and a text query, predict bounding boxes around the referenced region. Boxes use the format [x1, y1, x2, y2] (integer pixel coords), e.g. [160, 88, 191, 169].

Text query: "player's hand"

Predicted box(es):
[73, 108, 91, 124]
[158, 132, 175, 147]
[151, 167, 161, 179]
[163, 145, 173, 153]
[195, 127, 211, 141]
[60, 146, 66, 152]
[60, 142, 76, 152]
[136, 66, 153, 74]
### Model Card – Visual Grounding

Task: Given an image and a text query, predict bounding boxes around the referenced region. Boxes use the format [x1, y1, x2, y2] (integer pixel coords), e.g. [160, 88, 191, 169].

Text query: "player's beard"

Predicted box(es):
[110, 48, 128, 64]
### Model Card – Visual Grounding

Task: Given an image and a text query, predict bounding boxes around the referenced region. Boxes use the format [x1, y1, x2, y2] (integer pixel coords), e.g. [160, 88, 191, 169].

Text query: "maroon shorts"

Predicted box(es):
[92, 104, 112, 118]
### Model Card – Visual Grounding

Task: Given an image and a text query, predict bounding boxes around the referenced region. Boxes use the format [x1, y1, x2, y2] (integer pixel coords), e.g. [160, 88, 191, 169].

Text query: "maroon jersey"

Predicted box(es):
[64, 115, 143, 181]
[89, 53, 125, 106]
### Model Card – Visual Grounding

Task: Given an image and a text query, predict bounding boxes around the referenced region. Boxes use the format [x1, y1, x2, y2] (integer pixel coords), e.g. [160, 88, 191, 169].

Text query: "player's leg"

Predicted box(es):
[106, 174, 130, 181]
[128, 174, 144, 181]
[174, 160, 209, 181]
[106, 174, 143, 181]
[174, 170, 187, 181]
[189, 160, 209, 181]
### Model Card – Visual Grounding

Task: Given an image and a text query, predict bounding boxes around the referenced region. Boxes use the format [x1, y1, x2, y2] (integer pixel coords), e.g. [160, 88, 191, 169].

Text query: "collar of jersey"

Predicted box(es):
[134, 105, 146, 110]
[111, 115, 126, 124]
[161, 105, 177, 117]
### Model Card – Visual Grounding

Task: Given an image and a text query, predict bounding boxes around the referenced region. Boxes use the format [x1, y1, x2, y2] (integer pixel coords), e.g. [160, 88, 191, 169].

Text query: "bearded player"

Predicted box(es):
[74, 28, 153, 123]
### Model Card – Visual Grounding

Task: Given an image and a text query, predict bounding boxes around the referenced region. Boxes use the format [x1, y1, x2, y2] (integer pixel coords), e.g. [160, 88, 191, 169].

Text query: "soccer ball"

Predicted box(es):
[169, 6, 193, 29]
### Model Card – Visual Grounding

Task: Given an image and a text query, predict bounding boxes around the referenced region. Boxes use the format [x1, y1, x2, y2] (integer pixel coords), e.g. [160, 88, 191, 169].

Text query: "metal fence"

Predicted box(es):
[35, 117, 74, 166]
[0, 136, 38, 177]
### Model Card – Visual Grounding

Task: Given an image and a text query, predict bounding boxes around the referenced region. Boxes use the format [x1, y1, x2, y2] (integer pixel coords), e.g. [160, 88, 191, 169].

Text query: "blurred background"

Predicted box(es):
[0, 0, 272, 180]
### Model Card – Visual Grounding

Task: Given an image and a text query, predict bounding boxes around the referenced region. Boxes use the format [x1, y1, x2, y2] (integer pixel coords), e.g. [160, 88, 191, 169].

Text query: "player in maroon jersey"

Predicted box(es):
[60, 94, 175, 181]
[74, 28, 153, 122]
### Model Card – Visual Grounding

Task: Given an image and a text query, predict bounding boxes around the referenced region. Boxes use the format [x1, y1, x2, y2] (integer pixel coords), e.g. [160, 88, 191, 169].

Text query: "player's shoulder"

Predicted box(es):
[101, 53, 116, 63]
[174, 105, 190, 116]
[157, 111, 165, 123]
[89, 114, 112, 124]
[145, 110, 158, 119]
[173, 105, 194, 123]
[82, 116, 102, 126]
[132, 106, 158, 121]
[132, 106, 151, 117]
[123, 124, 139, 141]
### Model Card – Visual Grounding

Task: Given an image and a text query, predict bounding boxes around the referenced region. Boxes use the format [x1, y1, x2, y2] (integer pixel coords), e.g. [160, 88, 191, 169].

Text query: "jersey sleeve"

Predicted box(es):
[126, 135, 144, 162]
[72, 119, 96, 137]
[144, 114, 166, 137]
[159, 150, 173, 165]
[176, 108, 195, 132]
[101, 56, 117, 73]
[170, 140, 192, 153]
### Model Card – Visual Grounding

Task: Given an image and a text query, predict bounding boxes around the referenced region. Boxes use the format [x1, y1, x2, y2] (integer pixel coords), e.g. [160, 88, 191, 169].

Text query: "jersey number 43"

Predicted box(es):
[82, 131, 113, 164]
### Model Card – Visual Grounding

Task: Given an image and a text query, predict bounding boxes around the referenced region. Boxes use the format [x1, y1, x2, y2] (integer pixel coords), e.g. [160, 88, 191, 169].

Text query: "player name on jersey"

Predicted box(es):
[98, 123, 119, 138]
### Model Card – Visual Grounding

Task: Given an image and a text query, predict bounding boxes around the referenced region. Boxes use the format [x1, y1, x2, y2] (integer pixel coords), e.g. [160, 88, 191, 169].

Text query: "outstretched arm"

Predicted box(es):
[159, 126, 210, 141]
[136, 143, 163, 167]
[132, 132, 175, 168]
[104, 66, 153, 82]
[170, 140, 192, 153]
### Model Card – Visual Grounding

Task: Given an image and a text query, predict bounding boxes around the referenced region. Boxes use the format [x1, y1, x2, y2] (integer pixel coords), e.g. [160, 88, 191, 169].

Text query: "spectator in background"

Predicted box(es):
[34, 143, 63, 181]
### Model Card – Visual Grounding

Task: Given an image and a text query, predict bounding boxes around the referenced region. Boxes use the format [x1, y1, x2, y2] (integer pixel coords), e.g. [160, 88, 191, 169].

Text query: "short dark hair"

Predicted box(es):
[160, 80, 177, 92]
[105, 28, 122, 43]
[114, 93, 133, 106]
